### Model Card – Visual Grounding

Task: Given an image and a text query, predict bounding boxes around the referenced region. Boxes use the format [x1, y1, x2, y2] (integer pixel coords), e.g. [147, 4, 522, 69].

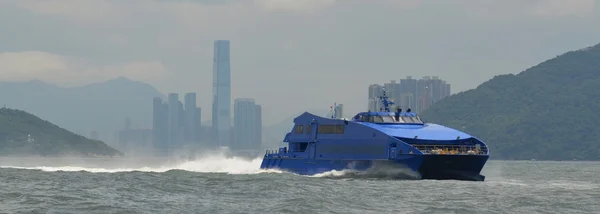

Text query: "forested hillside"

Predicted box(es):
[421, 43, 600, 160]
[0, 108, 122, 157]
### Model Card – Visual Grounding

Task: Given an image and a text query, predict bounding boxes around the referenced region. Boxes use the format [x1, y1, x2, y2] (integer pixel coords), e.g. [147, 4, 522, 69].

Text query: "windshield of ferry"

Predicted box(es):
[366, 115, 423, 124]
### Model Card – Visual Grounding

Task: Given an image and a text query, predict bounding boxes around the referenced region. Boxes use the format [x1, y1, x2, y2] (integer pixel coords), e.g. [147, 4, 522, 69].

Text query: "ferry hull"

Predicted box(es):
[417, 154, 489, 181]
[260, 154, 488, 181]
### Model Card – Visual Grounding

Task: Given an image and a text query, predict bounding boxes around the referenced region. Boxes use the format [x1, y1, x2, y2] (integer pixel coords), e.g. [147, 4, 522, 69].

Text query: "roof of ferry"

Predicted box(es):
[353, 111, 419, 117]
[293, 111, 473, 141]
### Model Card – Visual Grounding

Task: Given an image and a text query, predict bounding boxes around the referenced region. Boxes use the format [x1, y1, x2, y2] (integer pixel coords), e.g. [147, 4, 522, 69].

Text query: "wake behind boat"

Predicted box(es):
[260, 90, 489, 181]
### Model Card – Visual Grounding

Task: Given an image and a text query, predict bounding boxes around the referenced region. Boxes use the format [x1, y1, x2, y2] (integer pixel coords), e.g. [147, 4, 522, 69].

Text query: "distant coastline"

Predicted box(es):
[0, 108, 122, 158]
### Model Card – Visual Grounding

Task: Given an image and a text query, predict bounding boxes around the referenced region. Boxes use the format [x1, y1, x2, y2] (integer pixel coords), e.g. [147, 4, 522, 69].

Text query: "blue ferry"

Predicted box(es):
[260, 91, 490, 181]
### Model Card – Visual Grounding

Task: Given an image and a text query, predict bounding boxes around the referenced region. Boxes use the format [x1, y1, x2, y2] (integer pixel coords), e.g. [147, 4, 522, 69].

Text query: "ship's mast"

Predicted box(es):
[379, 89, 395, 112]
[331, 102, 336, 119]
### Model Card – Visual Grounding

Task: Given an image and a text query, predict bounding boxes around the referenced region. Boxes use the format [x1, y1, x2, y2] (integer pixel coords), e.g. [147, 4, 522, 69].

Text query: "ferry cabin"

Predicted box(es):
[270, 111, 488, 160]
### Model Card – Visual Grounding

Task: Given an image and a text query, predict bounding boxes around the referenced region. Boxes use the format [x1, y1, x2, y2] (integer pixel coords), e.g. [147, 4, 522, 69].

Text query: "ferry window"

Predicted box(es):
[401, 116, 414, 123]
[394, 117, 405, 123]
[299, 142, 308, 152]
[414, 116, 423, 123]
[306, 124, 311, 133]
[295, 125, 304, 134]
[318, 125, 345, 134]
[372, 116, 384, 123]
[370, 115, 395, 123]
[335, 125, 344, 134]
[318, 125, 336, 134]
[400, 116, 422, 123]
[381, 116, 395, 123]
[359, 115, 367, 122]
[291, 142, 308, 152]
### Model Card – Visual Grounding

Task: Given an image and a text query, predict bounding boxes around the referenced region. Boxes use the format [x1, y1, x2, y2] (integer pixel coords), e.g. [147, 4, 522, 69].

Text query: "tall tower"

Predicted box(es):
[152, 97, 169, 153]
[212, 40, 232, 148]
[168, 93, 180, 149]
[334, 104, 343, 119]
[184, 93, 197, 143]
[233, 98, 261, 151]
[368, 84, 383, 111]
[254, 104, 262, 151]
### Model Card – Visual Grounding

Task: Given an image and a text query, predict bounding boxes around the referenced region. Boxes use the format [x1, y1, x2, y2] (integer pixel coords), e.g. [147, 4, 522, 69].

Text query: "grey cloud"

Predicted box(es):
[1, 0, 600, 125]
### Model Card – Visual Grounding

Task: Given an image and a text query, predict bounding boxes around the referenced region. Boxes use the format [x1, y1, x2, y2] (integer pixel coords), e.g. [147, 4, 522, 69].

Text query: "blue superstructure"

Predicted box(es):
[260, 91, 490, 181]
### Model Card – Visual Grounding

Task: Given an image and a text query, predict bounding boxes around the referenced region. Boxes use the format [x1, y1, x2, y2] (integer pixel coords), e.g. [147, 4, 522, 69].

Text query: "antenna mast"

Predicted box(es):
[379, 89, 395, 112]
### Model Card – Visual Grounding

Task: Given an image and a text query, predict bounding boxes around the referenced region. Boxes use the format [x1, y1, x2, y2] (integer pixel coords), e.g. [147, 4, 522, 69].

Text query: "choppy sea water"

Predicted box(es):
[0, 154, 598, 214]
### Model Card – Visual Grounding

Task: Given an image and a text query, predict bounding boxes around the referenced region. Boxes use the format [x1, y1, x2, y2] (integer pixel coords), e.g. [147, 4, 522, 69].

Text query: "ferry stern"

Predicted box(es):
[404, 144, 489, 181]
[417, 154, 488, 181]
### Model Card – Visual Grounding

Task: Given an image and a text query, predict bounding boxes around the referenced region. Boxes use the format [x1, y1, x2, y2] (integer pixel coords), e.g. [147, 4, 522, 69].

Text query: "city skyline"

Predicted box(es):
[3, 1, 600, 127]
[368, 76, 451, 114]
[151, 92, 203, 155]
[148, 40, 264, 155]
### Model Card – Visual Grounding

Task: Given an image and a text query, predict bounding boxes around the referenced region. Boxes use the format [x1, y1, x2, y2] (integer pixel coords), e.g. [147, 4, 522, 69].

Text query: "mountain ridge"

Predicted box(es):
[0, 77, 165, 145]
[420, 42, 600, 160]
[0, 107, 122, 157]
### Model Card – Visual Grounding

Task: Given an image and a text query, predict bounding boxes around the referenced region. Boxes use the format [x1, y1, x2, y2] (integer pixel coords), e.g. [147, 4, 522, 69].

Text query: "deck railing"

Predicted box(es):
[411, 144, 488, 155]
[265, 149, 281, 155]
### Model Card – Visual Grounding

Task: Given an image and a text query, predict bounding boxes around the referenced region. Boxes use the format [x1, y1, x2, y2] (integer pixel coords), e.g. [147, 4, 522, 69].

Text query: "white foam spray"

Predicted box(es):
[309, 162, 422, 180]
[0, 151, 282, 175]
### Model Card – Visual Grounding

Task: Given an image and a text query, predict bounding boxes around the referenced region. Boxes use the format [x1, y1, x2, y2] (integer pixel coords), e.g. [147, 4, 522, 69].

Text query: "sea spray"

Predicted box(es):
[0, 150, 282, 174]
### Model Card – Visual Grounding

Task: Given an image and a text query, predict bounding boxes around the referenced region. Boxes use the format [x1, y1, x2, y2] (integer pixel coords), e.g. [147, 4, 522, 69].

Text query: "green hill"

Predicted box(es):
[0, 77, 165, 143]
[420, 43, 600, 161]
[0, 108, 123, 157]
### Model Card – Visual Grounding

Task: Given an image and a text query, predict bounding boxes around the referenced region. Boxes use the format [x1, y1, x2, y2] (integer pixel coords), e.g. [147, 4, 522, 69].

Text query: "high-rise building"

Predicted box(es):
[400, 76, 418, 110]
[334, 104, 344, 119]
[383, 80, 400, 105]
[153, 93, 203, 155]
[168, 93, 181, 148]
[369, 76, 452, 114]
[233, 98, 262, 152]
[184, 93, 198, 143]
[368, 84, 384, 111]
[398, 92, 414, 111]
[254, 105, 262, 149]
[152, 97, 169, 152]
[212, 40, 232, 148]
[194, 107, 202, 142]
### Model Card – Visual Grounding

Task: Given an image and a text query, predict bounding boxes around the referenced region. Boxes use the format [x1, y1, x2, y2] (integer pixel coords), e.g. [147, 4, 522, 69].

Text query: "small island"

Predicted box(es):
[0, 107, 123, 157]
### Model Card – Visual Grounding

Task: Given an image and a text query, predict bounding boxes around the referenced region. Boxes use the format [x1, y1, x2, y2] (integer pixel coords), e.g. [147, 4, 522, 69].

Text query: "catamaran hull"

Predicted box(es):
[260, 154, 488, 181]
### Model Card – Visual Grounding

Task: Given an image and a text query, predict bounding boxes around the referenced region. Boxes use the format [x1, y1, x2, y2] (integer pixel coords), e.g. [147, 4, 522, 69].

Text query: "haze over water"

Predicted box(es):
[0, 154, 598, 214]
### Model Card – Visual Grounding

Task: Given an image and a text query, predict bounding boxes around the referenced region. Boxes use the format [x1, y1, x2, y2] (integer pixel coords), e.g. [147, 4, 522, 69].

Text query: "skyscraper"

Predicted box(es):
[368, 84, 384, 111]
[383, 80, 400, 104]
[195, 107, 202, 142]
[334, 104, 344, 119]
[184, 93, 198, 143]
[152, 97, 169, 152]
[254, 104, 262, 149]
[212, 40, 232, 148]
[368, 76, 452, 114]
[168, 93, 181, 149]
[400, 76, 418, 110]
[233, 98, 261, 152]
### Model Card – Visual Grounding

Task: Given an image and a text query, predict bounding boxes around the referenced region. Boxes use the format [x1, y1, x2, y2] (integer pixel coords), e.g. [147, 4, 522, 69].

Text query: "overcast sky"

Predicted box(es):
[1, 0, 600, 125]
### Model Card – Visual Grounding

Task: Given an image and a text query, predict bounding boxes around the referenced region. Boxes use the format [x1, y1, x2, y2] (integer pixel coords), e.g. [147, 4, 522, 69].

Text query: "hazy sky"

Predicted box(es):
[1, 0, 600, 126]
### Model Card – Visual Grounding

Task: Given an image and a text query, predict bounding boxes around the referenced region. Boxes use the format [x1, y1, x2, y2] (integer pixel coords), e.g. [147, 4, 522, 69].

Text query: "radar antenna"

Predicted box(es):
[378, 89, 395, 112]
[330, 102, 337, 119]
